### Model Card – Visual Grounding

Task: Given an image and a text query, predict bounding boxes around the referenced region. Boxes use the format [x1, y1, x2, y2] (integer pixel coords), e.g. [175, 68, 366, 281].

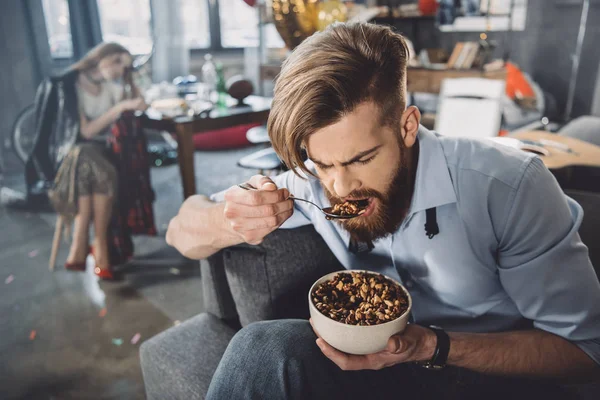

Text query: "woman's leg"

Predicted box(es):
[66, 195, 92, 264]
[92, 193, 113, 270]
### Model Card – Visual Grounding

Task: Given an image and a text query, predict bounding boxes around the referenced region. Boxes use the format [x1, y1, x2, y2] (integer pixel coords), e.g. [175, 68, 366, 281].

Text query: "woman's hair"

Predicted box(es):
[71, 42, 135, 99]
[71, 42, 131, 72]
[268, 22, 410, 177]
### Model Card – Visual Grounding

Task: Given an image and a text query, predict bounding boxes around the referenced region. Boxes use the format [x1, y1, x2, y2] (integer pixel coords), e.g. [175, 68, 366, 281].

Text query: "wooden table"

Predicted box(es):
[142, 95, 272, 199]
[511, 131, 600, 171]
[509, 131, 600, 193]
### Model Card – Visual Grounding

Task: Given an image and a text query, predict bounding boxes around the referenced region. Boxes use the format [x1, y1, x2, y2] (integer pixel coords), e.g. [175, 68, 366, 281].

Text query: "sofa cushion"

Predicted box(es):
[223, 225, 342, 326]
[140, 313, 236, 400]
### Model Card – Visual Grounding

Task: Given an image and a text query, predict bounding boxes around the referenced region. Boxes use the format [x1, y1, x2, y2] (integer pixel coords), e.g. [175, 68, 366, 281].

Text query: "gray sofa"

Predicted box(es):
[140, 190, 600, 400]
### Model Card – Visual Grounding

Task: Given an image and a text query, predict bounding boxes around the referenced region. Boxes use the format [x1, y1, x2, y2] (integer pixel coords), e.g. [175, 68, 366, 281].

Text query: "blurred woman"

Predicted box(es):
[48, 42, 148, 279]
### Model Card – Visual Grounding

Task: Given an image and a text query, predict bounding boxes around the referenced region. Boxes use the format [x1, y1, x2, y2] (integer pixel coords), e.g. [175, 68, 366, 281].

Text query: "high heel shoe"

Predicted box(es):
[94, 266, 116, 280]
[91, 251, 117, 280]
[65, 261, 86, 272]
[65, 246, 94, 272]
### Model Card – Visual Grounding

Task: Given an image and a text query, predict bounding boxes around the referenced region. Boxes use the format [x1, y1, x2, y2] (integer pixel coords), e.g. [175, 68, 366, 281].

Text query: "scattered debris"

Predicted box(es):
[130, 333, 141, 345]
[5, 275, 14, 284]
[29, 330, 37, 340]
[169, 268, 181, 275]
[174, 320, 181, 326]
[112, 338, 123, 346]
[28, 250, 39, 258]
[99, 308, 107, 317]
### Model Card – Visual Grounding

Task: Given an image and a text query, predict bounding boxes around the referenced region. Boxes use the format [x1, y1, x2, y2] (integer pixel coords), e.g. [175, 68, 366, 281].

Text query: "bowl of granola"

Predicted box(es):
[309, 270, 412, 355]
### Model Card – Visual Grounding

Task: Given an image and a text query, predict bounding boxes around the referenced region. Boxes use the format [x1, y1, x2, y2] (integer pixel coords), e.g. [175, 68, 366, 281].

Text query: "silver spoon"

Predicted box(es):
[237, 182, 366, 220]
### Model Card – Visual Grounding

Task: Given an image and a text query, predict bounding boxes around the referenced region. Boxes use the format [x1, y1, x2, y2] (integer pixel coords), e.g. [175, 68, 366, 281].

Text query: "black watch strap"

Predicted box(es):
[420, 326, 450, 370]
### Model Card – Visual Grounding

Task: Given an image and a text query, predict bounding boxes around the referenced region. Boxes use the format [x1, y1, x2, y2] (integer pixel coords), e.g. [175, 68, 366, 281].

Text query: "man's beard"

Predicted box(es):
[324, 141, 418, 244]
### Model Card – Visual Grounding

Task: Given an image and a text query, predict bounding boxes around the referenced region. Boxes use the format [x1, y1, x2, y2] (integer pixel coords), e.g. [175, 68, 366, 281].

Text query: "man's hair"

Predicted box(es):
[268, 22, 410, 177]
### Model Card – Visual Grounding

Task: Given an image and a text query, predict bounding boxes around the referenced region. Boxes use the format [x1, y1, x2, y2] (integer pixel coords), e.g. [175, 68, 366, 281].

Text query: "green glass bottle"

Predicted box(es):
[215, 62, 227, 108]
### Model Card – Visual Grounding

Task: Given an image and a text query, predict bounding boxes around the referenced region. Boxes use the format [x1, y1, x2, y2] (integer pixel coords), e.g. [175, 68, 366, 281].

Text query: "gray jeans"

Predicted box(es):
[206, 319, 576, 400]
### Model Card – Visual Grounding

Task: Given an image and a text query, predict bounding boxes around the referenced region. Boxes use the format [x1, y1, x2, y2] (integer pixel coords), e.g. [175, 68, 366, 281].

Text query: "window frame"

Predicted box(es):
[36, 0, 255, 73]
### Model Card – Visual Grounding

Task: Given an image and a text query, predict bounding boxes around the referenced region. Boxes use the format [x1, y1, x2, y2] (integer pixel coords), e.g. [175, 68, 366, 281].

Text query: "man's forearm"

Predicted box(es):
[166, 195, 243, 259]
[446, 329, 599, 382]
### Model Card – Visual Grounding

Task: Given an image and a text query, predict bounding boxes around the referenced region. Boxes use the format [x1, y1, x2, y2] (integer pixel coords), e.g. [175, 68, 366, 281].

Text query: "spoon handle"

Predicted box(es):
[286, 195, 323, 211]
[238, 183, 324, 213]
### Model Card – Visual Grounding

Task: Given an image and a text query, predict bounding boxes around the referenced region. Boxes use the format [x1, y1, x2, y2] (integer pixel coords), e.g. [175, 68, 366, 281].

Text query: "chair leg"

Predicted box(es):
[49, 215, 64, 271]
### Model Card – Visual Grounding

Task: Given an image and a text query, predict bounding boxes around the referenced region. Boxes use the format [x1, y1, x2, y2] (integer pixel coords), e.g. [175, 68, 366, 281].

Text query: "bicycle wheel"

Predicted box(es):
[11, 104, 36, 164]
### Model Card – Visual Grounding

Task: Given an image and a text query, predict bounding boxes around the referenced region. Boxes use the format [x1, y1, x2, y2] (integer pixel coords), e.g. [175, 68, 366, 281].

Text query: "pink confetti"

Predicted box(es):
[130, 333, 141, 345]
[5, 275, 14, 284]
[28, 250, 39, 258]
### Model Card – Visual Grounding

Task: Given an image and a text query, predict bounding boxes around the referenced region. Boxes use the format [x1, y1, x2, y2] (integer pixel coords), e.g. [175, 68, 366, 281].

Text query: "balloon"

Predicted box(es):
[272, 0, 318, 50]
[272, 0, 347, 50]
[418, 0, 439, 16]
[243, 0, 257, 6]
[315, 0, 347, 32]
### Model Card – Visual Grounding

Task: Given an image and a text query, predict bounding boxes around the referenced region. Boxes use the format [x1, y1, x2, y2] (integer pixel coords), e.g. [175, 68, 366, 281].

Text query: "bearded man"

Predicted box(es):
[164, 22, 600, 400]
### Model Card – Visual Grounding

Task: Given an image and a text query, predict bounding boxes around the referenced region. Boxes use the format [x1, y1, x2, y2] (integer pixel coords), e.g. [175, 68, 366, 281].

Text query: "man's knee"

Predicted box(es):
[208, 319, 320, 399]
[228, 319, 316, 362]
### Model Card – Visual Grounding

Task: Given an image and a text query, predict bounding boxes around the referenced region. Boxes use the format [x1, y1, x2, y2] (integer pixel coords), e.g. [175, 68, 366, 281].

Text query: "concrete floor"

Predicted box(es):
[0, 144, 259, 399]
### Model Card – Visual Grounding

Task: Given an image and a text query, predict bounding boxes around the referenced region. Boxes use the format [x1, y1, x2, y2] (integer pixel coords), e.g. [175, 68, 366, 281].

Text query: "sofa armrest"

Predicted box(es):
[201, 252, 239, 322]
[221, 225, 342, 327]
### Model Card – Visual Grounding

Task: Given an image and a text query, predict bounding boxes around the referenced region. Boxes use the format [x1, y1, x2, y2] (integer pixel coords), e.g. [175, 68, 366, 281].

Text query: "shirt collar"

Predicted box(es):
[407, 127, 457, 215]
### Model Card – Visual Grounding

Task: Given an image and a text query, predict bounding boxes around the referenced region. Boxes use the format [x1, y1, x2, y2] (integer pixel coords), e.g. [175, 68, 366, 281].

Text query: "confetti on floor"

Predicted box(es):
[99, 308, 107, 317]
[29, 330, 37, 340]
[112, 338, 123, 346]
[130, 333, 141, 345]
[28, 249, 39, 258]
[5, 275, 14, 284]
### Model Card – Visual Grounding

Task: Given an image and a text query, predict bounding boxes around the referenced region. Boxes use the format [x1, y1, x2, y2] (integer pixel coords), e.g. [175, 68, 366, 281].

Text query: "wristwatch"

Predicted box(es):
[419, 325, 450, 370]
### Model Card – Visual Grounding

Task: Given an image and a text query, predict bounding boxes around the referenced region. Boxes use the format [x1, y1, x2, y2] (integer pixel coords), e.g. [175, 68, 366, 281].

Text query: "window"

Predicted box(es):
[218, 0, 284, 48]
[42, 0, 73, 58]
[180, 0, 211, 49]
[439, 0, 528, 32]
[97, 0, 153, 55]
[219, 0, 258, 48]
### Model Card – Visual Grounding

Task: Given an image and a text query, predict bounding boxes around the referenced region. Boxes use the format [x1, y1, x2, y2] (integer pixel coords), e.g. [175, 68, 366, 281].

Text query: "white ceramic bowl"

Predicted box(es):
[308, 270, 412, 355]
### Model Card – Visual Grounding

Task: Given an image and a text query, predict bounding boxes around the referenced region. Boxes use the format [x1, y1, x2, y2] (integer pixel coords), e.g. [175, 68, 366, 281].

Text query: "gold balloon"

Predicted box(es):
[315, 0, 347, 32]
[271, 0, 347, 50]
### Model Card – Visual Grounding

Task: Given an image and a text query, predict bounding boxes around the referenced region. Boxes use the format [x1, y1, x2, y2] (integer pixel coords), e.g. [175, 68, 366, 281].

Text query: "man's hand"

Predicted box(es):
[223, 175, 294, 245]
[310, 319, 436, 371]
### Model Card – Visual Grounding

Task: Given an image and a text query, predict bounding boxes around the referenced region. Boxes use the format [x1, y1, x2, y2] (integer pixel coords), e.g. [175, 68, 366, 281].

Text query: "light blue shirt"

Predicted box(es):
[213, 127, 600, 364]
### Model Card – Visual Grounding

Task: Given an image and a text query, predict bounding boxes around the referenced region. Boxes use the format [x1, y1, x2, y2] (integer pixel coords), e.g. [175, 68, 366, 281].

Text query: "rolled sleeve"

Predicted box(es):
[497, 157, 600, 364]
[209, 171, 312, 229]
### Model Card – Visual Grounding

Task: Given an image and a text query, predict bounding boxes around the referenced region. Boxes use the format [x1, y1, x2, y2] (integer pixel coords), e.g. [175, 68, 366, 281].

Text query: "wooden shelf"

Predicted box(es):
[259, 65, 508, 96]
[407, 67, 507, 94]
